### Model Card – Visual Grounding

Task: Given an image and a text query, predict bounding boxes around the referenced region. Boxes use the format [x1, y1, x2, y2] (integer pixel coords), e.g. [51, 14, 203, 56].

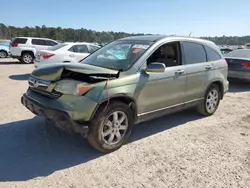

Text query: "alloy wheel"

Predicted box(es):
[206, 89, 219, 113]
[101, 111, 128, 145]
[0, 51, 7, 58]
[23, 54, 33, 64]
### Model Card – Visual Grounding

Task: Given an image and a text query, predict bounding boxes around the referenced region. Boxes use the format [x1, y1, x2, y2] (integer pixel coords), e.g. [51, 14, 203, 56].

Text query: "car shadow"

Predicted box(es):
[0, 60, 22, 65]
[228, 79, 250, 93]
[9, 73, 30, 81]
[130, 110, 202, 142]
[0, 110, 202, 182]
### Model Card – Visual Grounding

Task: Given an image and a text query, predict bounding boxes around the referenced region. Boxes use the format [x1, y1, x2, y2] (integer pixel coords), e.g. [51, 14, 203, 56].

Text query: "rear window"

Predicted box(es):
[204, 46, 222, 61]
[48, 43, 68, 51]
[45, 40, 58, 46]
[12, 38, 27, 44]
[89, 45, 100, 53]
[225, 49, 250, 58]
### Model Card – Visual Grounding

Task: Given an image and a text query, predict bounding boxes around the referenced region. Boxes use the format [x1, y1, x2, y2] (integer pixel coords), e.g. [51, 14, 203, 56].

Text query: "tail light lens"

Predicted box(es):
[41, 53, 55, 59]
[11, 43, 18, 47]
[241, 62, 250, 68]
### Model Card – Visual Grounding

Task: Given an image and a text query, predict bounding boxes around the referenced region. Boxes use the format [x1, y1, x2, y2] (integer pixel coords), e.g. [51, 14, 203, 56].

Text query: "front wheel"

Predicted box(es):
[87, 101, 134, 153]
[197, 84, 221, 116]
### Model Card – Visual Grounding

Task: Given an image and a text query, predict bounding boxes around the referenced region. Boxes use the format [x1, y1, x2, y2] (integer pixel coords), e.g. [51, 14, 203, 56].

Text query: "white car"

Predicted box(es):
[34, 42, 100, 68]
[10, 37, 59, 64]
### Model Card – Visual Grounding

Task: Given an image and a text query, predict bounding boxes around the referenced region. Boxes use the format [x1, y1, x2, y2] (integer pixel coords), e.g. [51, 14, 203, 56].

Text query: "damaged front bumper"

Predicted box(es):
[21, 93, 90, 138]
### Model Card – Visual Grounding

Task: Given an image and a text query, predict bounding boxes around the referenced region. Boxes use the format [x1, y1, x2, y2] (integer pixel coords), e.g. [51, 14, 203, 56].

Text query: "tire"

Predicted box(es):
[197, 84, 221, 116]
[21, 52, 34, 64]
[87, 101, 134, 153]
[0, 50, 7, 58]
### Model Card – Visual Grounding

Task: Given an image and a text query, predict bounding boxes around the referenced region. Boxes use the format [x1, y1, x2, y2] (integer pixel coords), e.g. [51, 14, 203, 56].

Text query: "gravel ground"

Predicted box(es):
[0, 58, 249, 188]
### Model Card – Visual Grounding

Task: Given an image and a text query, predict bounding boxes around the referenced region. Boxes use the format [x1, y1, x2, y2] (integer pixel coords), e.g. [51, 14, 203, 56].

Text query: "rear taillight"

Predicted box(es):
[41, 53, 55, 59]
[241, 62, 250, 68]
[11, 43, 18, 47]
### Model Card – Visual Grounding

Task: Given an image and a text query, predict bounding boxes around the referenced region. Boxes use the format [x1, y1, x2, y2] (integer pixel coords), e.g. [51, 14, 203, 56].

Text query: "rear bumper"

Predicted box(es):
[228, 70, 250, 81]
[21, 93, 89, 137]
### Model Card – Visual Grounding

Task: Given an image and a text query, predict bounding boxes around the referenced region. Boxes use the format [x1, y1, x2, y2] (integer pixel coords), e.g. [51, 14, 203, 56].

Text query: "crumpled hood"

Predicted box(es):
[31, 63, 119, 81]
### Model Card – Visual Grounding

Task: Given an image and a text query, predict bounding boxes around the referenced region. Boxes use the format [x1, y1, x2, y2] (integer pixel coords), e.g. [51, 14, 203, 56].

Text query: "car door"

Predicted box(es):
[68, 44, 90, 62]
[136, 42, 186, 118]
[181, 41, 214, 105]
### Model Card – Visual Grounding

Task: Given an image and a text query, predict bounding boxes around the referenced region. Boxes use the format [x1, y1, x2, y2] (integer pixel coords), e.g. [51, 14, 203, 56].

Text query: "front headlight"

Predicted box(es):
[54, 79, 93, 96]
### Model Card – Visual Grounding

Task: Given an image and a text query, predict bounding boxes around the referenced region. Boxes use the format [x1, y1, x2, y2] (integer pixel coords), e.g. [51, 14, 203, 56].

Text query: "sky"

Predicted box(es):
[1, 0, 250, 37]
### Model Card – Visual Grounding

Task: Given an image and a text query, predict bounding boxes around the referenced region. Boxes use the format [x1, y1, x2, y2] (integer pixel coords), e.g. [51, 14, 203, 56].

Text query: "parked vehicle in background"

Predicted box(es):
[34, 42, 100, 68]
[245, 43, 250, 49]
[21, 35, 228, 153]
[220, 48, 233, 55]
[224, 49, 250, 81]
[10, 37, 59, 64]
[0, 43, 10, 58]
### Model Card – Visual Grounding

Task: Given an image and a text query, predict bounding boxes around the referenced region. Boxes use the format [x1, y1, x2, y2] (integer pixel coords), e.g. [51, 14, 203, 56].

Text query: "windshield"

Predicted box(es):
[225, 49, 250, 58]
[81, 40, 152, 71]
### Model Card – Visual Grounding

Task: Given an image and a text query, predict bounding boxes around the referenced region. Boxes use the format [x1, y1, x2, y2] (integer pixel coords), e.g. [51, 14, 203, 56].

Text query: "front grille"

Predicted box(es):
[30, 87, 62, 99]
[28, 76, 51, 89]
[28, 76, 61, 99]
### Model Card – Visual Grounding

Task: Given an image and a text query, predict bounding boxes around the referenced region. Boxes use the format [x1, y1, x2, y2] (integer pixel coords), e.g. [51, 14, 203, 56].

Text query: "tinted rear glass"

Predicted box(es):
[32, 39, 46, 45]
[12, 38, 27, 44]
[46, 40, 58, 46]
[89, 45, 100, 53]
[48, 43, 68, 51]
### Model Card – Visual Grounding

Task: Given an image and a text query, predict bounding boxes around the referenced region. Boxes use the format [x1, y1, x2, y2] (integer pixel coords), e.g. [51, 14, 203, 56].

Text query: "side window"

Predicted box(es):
[12, 38, 27, 44]
[68, 45, 89, 53]
[204, 46, 221, 61]
[146, 42, 181, 67]
[182, 42, 206, 64]
[45, 40, 58, 46]
[31, 39, 46, 46]
[89, 45, 100, 53]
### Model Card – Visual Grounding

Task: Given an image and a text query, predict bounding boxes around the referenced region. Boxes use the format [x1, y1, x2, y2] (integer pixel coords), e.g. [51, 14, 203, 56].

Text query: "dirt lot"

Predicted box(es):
[0, 58, 249, 188]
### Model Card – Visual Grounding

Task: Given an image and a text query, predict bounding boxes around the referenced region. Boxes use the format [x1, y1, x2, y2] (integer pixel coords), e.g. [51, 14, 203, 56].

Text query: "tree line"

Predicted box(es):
[0, 23, 250, 45]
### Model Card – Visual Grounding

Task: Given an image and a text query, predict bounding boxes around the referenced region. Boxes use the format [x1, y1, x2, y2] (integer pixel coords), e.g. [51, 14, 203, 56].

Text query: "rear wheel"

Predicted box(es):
[0, 50, 7, 58]
[21, 52, 34, 64]
[87, 101, 134, 153]
[197, 84, 220, 116]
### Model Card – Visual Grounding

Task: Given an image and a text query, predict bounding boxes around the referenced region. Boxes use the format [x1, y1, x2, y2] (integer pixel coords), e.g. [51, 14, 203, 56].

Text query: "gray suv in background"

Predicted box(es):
[10, 37, 59, 64]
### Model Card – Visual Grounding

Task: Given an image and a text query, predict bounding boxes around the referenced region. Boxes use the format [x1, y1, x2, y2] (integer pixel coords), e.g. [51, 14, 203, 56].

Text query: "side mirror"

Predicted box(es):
[145, 62, 166, 73]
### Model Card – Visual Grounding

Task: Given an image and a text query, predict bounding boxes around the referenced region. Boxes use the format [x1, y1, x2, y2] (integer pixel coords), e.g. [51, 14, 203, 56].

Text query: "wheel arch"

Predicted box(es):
[207, 80, 224, 99]
[91, 94, 138, 122]
[0, 49, 8, 53]
[21, 50, 35, 57]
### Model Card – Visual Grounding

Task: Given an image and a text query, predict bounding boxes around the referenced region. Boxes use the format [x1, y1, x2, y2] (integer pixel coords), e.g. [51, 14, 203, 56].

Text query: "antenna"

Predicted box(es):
[188, 31, 192, 36]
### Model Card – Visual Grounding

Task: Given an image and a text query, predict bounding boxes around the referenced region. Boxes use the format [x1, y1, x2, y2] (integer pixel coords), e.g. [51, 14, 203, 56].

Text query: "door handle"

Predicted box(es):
[206, 65, 212, 70]
[175, 70, 184, 75]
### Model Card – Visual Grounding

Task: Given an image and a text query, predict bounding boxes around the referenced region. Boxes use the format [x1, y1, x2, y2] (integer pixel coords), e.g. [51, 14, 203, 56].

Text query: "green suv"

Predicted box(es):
[21, 35, 229, 153]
